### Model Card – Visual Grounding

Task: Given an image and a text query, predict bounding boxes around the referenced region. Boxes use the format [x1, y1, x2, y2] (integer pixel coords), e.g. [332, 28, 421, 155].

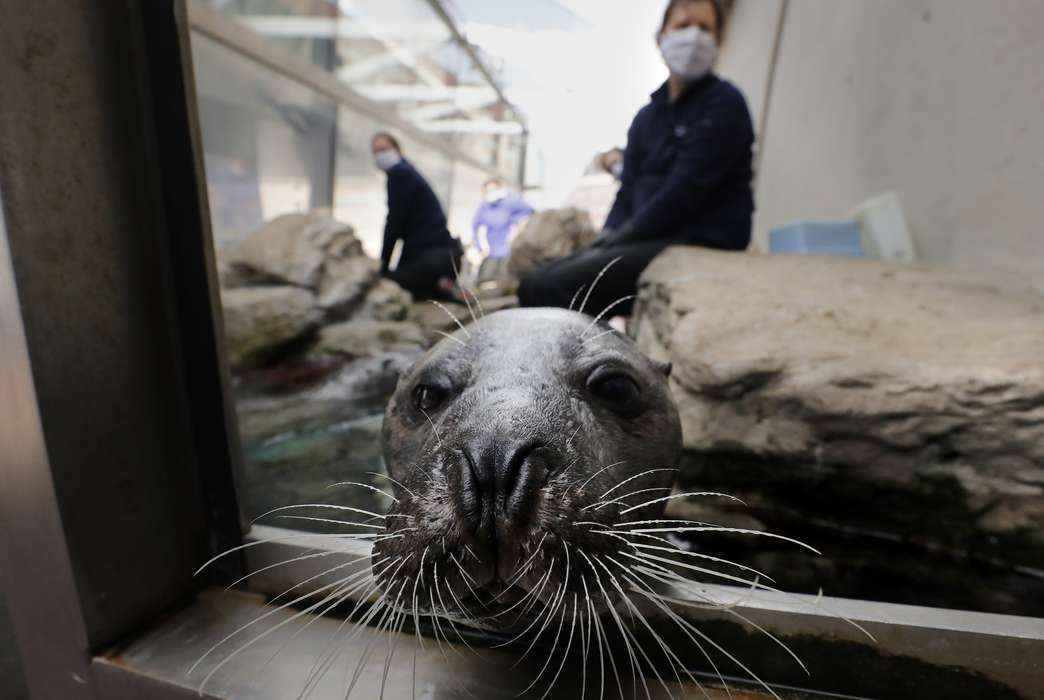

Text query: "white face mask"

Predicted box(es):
[610, 161, 624, 180]
[659, 26, 718, 83]
[484, 187, 507, 203]
[374, 149, 402, 172]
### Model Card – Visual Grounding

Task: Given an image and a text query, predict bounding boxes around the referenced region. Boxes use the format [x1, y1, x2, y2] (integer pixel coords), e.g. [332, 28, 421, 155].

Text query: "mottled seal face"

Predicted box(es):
[373, 308, 682, 627]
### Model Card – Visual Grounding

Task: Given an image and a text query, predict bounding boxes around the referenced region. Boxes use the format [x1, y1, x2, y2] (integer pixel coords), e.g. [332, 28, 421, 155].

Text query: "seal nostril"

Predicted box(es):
[499, 441, 540, 503]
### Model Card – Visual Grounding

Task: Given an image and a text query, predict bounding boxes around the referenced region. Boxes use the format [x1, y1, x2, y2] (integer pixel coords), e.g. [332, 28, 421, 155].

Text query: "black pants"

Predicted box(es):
[518, 236, 688, 317]
[386, 245, 461, 301]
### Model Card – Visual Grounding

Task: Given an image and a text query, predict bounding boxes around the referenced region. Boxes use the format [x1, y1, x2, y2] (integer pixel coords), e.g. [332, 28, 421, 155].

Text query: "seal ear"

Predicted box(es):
[655, 360, 672, 378]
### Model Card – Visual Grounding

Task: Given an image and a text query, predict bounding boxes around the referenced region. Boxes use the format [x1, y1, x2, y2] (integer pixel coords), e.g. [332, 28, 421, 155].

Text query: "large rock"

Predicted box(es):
[316, 256, 379, 314]
[506, 208, 596, 282]
[350, 278, 414, 323]
[633, 248, 1044, 578]
[221, 286, 323, 369]
[309, 320, 426, 359]
[224, 212, 363, 288]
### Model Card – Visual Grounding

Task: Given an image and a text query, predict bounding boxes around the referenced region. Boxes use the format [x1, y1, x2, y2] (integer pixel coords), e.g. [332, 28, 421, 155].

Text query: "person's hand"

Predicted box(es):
[465, 246, 484, 267]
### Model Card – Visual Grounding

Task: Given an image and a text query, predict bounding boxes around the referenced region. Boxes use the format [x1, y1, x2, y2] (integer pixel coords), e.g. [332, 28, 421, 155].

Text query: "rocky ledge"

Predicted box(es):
[634, 248, 1044, 613]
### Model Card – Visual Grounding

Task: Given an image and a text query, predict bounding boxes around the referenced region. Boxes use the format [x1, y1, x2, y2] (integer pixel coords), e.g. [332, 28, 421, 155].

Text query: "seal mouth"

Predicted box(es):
[456, 582, 535, 622]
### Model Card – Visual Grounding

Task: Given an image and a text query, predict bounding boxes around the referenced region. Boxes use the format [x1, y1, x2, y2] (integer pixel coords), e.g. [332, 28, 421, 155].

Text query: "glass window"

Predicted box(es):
[192, 32, 337, 248]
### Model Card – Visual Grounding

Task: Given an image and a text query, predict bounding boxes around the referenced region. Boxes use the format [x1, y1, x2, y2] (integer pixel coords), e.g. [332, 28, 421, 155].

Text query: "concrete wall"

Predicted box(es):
[718, 0, 1044, 288]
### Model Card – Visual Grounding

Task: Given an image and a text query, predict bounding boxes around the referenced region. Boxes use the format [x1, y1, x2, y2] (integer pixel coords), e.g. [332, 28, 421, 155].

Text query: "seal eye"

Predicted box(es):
[413, 384, 446, 413]
[588, 373, 643, 418]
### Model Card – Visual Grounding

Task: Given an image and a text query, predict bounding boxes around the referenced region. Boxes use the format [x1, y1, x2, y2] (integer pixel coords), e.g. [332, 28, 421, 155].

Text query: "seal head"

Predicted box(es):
[373, 308, 682, 627]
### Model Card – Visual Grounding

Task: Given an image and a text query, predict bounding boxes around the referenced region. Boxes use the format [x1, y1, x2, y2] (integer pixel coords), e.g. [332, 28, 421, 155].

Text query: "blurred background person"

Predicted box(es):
[519, 0, 754, 316]
[372, 132, 463, 300]
[469, 177, 534, 286]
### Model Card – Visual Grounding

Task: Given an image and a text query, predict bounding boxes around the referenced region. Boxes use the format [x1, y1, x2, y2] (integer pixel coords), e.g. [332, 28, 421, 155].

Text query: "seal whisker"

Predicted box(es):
[419, 408, 443, 448]
[497, 532, 548, 595]
[585, 486, 673, 512]
[224, 550, 368, 592]
[253, 503, 388, 523]
[579, 549, 647, 700]
[586, 583, 620, 700]
[367, 472, 418, 499]
[577, 256, 623, 316]
[581, 294, 639, 338]
[429, 300, 472, 339]
[490, 560, 555, 623]
[273, 516, 387, 530]
[449, 254, 479, 325]
[607, 556, 718, 696]
[538, 593, 579, 700]
[568, 283, 588, 312]
[618, 492, 746, 515]
[624, 551, 769, 590]
[191, 567, 367, 691]
[517, 585, 571, 697]
[433, 329, 468, 348]
[599, 468, 679, 500]
[573, 460, 628, 494]
[195, 531, 388, 576]
[622, 525, 821, 554]
[581, 328, 617, 345]
[325, 481, 399, 502]
[512, 578, 566, 670]
[628, 542, 776, 583]
[617, 565, 733, 700]
[593, 555, 678, 699]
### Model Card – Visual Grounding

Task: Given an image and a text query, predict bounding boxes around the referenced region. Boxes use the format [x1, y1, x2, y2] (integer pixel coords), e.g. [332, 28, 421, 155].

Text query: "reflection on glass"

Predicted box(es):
[192, 33, 337, 247]
[207, 0, 526, 182]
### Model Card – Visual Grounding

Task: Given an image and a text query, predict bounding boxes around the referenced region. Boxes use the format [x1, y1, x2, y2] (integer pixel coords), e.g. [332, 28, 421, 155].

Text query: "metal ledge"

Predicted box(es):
[239, 526, 1044, 698]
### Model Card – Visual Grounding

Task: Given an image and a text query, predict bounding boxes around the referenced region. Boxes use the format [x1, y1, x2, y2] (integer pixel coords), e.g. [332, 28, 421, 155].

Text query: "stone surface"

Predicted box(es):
[350, 278, 414, 323]
[633, 247, 1044, 581]
[224, 212, 362, 288]
[506, 207, 596, 282]
[221, 286, 323, 369]
[309, 320, 426, 359]
[316, 255, 379, 314]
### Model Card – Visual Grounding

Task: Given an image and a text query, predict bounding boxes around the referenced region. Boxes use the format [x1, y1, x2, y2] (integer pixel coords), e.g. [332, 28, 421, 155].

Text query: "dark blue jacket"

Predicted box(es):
[604, 75, 755, 250]
[381, 159, 455, 273]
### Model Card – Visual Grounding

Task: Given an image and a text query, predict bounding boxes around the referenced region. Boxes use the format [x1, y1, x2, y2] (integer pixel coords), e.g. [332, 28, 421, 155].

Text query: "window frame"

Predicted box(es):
[0, 1, 1041, 699]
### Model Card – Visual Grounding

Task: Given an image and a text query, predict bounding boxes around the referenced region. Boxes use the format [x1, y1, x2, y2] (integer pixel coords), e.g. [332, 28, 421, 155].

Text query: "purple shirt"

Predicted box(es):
[471, 195, 534, 258]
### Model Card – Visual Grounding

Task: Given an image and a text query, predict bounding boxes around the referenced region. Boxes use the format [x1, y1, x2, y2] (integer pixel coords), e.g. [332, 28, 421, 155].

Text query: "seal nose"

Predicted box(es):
[460, 438, 543, 541]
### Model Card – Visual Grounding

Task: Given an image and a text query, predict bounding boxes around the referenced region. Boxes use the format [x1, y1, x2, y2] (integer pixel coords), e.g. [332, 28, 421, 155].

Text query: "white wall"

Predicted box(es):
[720, 0, 1044, 287]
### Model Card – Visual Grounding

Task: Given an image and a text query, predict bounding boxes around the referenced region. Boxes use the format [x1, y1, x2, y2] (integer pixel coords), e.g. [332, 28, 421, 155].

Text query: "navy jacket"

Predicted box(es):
[605, 75, 755, 250]
[381, 159, 455, 273]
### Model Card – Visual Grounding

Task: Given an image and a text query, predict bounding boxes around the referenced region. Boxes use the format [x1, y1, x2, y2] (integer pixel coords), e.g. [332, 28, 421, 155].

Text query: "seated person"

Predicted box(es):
[519, 0, 753, 317]
[372, 132, 462, 300]
[470, 178, 534, 284]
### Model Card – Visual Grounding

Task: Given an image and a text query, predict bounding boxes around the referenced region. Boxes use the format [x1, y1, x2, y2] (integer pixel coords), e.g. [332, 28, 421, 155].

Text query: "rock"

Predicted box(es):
[506, 208, 596, 282]
[236, 351, 420, 445]
[633, 247, 1044, 571]
[221, 286, 323, 369]
[411, 300, 472, 336]
[316, 256, 379, 314]
[225, 212, 362, 288]
[309, 320, 426, 359]
[350, 278, 414, 322]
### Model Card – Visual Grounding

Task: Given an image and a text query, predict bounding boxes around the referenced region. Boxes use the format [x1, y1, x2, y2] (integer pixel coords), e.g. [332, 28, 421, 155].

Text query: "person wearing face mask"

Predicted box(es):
[469, 178, 535, 285]
[519, 0, 754, 315]
[371, 132, 463, 300]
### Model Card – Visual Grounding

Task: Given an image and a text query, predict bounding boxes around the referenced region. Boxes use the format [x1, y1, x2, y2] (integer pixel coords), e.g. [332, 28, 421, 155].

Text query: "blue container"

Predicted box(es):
[768, 220, 864, 257]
